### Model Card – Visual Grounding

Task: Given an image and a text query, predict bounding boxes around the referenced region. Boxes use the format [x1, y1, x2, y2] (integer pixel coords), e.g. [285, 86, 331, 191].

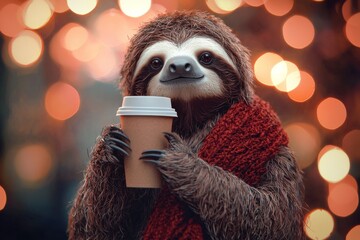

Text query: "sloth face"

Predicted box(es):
[132, 37, 238, 101]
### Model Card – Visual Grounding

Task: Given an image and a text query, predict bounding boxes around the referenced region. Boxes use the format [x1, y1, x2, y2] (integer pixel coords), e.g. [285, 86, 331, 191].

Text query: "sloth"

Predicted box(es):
[68, 11, 305, 240]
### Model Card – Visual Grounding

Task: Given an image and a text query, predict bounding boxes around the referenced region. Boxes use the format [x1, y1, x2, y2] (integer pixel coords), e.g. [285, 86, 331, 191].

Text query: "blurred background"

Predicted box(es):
[0, 0, 359, 239]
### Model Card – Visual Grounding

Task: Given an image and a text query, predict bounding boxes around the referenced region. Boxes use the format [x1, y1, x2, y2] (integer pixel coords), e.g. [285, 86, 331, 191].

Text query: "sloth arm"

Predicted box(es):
[68, 126, 158, 240]
[153, 133, 305, 240]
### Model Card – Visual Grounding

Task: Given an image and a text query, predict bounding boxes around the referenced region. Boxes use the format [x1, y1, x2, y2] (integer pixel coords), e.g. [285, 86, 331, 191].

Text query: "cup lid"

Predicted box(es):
[116, 96, 177, 117]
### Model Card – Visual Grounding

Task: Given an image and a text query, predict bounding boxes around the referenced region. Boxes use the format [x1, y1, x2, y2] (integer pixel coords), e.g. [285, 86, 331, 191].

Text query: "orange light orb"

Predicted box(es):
[347, 225, 360, 240]
[244, 0, 265, 7]
[288, 71, 315, 102]
[318, 147, 350, 183]
[282, 15, 315, 49]
[214, 0, 243, 12]
[23, 0, 53, 29]
[9, 30, 43, 67]
[45, 82, 81, 121]
[0, 185, 6, 211]
[118, 0, 151, 18]
[14, 144, 54, 183]
[254, 52, 283, 86]
[317, 97, 347, 130]
[285, 122, 321, 169]
[67, 0, 97, 15]
[272, 60, 301, 92]
[206, 0, 230, 14]
[50, 0, 69, 13]
[0, 4, 25, 37]
[342, 129, 360, 161]
[328, 181, 358, 217]
[264, 0, 294, 17]
[345, 13, 360, 48]
[304, 209, 334, 240]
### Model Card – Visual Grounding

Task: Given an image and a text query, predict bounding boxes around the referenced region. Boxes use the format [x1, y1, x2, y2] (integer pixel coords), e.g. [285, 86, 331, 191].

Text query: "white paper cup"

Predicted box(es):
[116, 96, 177, 188]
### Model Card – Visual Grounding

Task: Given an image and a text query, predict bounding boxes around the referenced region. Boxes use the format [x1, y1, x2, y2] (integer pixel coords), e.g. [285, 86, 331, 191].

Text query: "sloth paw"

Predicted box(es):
[103, 126, 131, 161]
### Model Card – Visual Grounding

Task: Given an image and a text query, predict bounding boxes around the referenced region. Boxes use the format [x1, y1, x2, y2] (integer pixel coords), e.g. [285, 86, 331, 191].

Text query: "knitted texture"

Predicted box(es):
[143, 95, 289, 239]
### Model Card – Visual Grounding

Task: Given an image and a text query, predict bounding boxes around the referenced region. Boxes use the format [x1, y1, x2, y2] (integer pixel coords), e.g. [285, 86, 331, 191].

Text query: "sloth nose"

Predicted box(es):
[162, 56, 204, 81]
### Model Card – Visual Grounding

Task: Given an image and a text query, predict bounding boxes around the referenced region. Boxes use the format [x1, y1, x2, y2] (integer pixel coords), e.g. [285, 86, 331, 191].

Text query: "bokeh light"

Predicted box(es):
[271, 60, 300, 92]
[304, 209, 334, 240]
[9, 30, 43, 67]
[23, 0, 53, 29]
[50, 0, 69, 13]
[94, 8, 130, 48]
[67, 0, 97, 15]
[0, 185, 6, 211]
[254, 52, 283, 86]
[345, 13, 360, 48]
[206, 0, 230, 14]
[14, 144, 53, 184]
[45, 82, 81, 121]
[285, 122, 321, 169]
[317, 97, 347, 130]
[244, 0, 265, 7]
[342, 129, 360, 161]
[282, 15, 315, 49]
[214, 0, 243, 12]
[341, 0, 353, 21]
[72, 36, 100, 62]
[0, 3, 25, 37]
[328, 175, 359, 217]
[288, 71, 315, 102]
[118, 0, 152, 18]
[85, 46, 120, 82]
[318, 147, 350, 183]
[63, 24, 89, 51]
[347, 225, 360, 240]
[49, 23, 81, 68]
[264, 0, 294, 17]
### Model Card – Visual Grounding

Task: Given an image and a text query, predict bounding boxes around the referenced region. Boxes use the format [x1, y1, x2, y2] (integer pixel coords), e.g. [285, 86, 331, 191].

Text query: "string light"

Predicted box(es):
[347, 225, 360, 240]
[14, 144, 54, 184]
[264, 0, 294, 17]
[288, 71, 315, 102]
[0, 3, 25, 37]
[345, 13, 360, 48]
[0, 185, 6, 211]
[45, 82, 81, 120]
[272, 60, 300, 92]
[214, 0, 243, 12]
[317, 97, 347, 130]
[23, 0, 53, 29]
[67, 0, 97, 15]
[328, 175, 359, 217]
[9, 30, 43, 67]
[282, 15, 315, 49]
[118, 0, 151, 18]
[285, 122, 321, 169]
[254, 52, 283, 86]
[342, 129, 360, 160]
[318, 147, 350, 183]
[304, 209, 334, 240]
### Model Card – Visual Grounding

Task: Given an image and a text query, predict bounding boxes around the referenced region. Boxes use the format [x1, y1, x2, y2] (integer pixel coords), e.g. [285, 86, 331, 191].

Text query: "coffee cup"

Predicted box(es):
[116, 96, 177, 188]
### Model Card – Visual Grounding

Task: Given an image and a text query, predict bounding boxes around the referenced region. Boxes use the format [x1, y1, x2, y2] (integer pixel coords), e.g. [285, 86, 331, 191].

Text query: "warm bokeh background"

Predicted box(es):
[0, 0, 359, 239]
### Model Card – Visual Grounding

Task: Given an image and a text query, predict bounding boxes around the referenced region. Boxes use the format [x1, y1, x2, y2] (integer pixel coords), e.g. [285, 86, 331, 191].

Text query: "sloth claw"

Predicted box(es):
[140, 150, 165, 162]
[109, 144, 129, 157]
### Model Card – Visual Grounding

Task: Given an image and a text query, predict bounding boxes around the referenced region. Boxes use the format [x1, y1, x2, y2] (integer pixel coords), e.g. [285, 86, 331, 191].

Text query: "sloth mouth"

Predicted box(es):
[160, 75, 204, 84]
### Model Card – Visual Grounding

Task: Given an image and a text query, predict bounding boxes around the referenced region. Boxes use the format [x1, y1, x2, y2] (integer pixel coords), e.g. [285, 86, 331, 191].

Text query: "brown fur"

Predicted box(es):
[68, 11, 305, 239]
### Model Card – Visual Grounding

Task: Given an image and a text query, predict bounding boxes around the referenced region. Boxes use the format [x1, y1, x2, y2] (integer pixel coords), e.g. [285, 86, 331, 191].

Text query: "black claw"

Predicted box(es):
[109, 144, 129, 157]
[109, 130, 130, 143]
[140, 150, 165, 161]
[163, 132, 177, 144]
[107, 137, 131, 151]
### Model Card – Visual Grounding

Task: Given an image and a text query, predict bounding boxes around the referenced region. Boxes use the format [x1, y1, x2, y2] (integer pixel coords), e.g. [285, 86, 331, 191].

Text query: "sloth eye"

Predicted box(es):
[199, 52, 214, 65]
[150, 57, 163, 70]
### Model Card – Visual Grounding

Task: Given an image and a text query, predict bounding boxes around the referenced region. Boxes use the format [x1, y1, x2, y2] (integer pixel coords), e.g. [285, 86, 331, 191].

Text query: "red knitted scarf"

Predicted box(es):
[143, 95, 289, 239]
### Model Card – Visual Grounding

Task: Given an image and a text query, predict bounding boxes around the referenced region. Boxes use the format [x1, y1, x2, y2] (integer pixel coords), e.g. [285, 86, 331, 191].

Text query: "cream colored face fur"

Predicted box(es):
[134, 37, 236, 101]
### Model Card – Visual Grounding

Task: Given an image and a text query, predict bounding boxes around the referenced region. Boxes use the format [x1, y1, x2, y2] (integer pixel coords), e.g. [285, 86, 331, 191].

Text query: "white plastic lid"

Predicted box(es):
[116, 96, 177, 117]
